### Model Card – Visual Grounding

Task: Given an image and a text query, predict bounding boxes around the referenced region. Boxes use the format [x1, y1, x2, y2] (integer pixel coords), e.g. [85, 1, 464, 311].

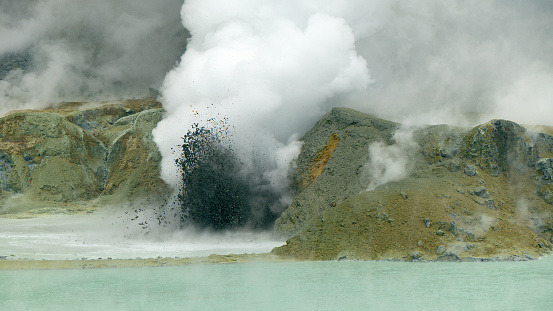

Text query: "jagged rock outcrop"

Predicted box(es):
[0, 99, 169, 214]
[273, 108, 553, 261]
[459, 120, 553, 176]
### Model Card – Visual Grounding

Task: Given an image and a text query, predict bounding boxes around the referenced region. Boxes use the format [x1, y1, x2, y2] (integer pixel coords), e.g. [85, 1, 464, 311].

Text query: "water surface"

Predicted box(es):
[2, 256, 552, 310]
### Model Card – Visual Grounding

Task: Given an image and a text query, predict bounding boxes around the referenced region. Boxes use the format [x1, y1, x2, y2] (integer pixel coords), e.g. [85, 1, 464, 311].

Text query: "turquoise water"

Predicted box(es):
[2, 256, 553, 311]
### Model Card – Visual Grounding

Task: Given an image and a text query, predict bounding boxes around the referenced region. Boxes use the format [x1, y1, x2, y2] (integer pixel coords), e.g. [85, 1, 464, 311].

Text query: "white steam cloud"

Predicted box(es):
[365, 128, 419, 191]
[153, 0, 372, 193]
[344, 0, 553, 126]
[0, 0, 187, 114]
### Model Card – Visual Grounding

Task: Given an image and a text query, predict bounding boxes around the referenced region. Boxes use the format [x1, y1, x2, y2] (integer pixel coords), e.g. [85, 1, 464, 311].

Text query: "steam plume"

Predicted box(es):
[153, 0, 372, 200]
[345, 0, 553, 126]
[0, 0, 187, 114]
[365, 127, 419, 191]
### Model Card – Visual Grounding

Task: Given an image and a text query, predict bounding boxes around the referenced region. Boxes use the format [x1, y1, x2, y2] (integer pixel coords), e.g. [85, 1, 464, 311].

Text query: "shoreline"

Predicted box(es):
[0, 253, 295, 270]
[1, 252, 548, 270]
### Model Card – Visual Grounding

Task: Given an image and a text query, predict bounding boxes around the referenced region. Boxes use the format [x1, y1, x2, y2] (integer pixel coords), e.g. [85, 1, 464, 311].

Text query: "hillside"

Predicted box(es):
[0, 99, 169, 215]
[273, 108, 553, 261]
[1, 103, 552, 261]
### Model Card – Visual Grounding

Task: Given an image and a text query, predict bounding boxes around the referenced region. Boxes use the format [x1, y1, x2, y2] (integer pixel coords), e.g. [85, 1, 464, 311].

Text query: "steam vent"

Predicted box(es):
[1, 102, 553, 261]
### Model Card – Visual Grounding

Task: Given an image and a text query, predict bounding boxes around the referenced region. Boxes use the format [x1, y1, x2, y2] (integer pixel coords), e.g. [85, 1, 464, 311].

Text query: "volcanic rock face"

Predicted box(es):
[273, 108, 553, 261]
[2, 102, 553, 261]
[0, 99, 169, 214]
[0, 111, 106, 201]
[274, 108, 398, 237]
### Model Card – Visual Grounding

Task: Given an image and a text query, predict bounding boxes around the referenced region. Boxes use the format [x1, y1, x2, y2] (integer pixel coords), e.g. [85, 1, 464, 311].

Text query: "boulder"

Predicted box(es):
[473, 186, 489, 198]
[536, 158, 553, 183]
[464, 165, 477, 176]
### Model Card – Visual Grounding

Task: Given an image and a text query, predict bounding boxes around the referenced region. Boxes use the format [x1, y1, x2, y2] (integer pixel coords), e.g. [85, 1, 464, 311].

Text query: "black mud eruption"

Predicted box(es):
[175, 122, 284, 231]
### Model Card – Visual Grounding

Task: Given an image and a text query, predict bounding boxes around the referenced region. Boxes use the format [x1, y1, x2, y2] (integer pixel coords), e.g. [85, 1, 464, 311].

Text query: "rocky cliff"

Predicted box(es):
[273, 107, 553, 261]
[0, 99, 169, 215]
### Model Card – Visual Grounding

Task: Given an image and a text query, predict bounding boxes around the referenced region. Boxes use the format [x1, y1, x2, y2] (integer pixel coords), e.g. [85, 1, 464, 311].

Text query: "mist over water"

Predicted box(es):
[0, 210, 283, 260]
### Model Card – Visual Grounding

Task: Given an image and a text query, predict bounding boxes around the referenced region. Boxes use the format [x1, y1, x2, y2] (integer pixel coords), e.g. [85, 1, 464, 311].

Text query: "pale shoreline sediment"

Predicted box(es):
[0, 253, 295, 270]
[1, 252, 547, 270]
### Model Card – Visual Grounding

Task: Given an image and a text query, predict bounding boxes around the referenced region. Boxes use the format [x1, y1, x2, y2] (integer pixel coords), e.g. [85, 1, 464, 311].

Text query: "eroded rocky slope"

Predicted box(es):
[2, 102, 552, 261]
[273, 108, 553, 261]
[0, 99, 169, 214]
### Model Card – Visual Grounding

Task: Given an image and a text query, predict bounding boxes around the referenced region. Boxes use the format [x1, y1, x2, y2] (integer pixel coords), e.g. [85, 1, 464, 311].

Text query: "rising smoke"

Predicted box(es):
[2, 1, 551, 124]
[153, 0, 375, 228]
[0, 0, 187, 114]
[346, 0, 553, 126]
[365, 127, 419, 191]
